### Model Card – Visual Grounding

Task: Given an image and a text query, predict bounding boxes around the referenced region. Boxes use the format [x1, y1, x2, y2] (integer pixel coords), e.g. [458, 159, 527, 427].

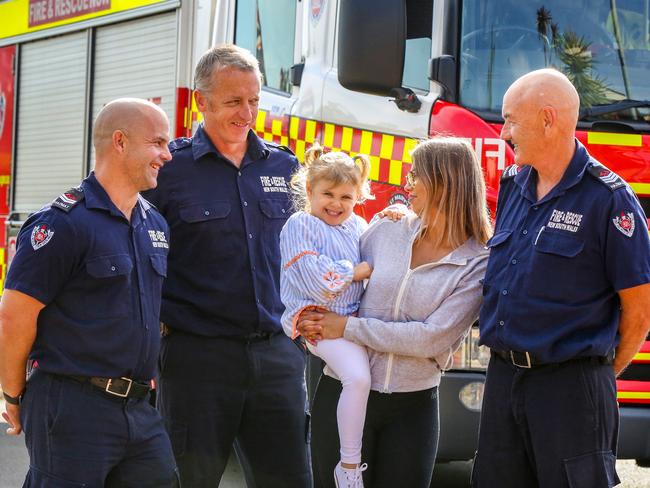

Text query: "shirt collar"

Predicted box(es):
[514, 139, 590, 203]
[191, 124, 270, 163]
[82, 172, 148, 222]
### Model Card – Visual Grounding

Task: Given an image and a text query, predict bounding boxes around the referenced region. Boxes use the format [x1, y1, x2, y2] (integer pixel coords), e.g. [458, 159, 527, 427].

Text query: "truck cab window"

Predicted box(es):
[235, 0, 296, 94]
[459, 0, 650, 123]
[403, 0, 433, 91]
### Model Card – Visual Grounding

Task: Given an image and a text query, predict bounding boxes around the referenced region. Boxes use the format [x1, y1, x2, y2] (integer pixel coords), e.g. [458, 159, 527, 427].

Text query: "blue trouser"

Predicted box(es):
[158, 330, 312, 488]
[20, 369, 178, 487]
[311, 374, 439, 488]
[472, 353, 620, 488]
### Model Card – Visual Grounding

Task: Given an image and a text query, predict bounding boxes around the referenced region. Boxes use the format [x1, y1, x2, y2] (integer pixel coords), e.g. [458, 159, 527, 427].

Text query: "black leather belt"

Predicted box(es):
[161, 324, 278, 343]
[493, 350, 613, 369]
[67, 375, 151, 400]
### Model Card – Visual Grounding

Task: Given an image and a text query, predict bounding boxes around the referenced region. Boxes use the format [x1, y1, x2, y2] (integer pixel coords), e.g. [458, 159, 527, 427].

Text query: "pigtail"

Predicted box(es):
[353, 153, 375, 202]
[304, 143, 324, 168]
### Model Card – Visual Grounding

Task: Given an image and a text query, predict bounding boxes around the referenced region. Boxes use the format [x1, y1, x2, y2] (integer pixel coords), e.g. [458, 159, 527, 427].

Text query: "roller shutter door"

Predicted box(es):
[15, 32, 88, 212]
[91, 12, 177, 166]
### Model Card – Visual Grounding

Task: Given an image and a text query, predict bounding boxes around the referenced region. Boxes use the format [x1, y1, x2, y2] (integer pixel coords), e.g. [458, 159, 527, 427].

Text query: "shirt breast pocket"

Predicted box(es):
[178, 201, 231, 225]
[525, 231, 585, 299]
[482, 230, 513, 296]
[84, 254, 133, 319]
[259, 198, 291, 242]
[148, 254, 167, 315]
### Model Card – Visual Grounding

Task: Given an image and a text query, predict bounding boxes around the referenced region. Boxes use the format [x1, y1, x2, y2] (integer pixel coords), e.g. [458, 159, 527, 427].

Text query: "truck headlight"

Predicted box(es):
[459, 381, 484, 411]
[452, 326, 490, 371]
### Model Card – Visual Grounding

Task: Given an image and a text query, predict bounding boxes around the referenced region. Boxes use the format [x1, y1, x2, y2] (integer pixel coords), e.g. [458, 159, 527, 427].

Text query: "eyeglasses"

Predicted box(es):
[405, 169, 418, 187]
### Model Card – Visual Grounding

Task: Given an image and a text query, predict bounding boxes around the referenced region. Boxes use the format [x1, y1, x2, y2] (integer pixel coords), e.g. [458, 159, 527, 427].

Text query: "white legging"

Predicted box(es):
[308, 338, 371, 464]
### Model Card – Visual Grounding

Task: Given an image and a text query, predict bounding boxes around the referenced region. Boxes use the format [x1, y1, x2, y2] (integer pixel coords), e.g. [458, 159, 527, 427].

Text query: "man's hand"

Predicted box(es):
[353, 262, 373, 282]
[2, 403, 22, 435]
[614, 283, 650, 376]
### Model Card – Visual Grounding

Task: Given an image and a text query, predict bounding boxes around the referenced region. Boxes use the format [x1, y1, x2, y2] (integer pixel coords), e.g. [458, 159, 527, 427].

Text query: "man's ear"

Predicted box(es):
[112, 129, 127, 153]
[541, 106, 556, 132]
[195, 90, 209, 113]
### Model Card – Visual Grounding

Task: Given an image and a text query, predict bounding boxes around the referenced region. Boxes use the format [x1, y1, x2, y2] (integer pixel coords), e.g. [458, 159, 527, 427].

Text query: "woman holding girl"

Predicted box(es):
[298, 137, 492, 488]
[280, 144, 374, 487]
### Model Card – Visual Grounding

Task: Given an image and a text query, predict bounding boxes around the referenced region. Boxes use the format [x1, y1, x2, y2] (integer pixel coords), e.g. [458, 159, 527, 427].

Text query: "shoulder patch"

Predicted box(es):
[586, 162, 626, 191]
[264, 140, 295, 156]
[169, 137, 192, 153]
[501, 164, 521, 180]
[51, 187, 84, 213]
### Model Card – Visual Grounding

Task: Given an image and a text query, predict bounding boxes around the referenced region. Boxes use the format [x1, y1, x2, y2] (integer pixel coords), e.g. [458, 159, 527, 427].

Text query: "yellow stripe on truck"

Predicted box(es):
[617, 391, 650, 400]
[587, 132, 642, 147]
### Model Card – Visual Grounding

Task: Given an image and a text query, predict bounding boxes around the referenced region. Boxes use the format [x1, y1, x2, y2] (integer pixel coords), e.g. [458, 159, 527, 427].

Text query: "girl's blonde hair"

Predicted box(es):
[410, 137, 492, 247]
[291, 143, 374, 212]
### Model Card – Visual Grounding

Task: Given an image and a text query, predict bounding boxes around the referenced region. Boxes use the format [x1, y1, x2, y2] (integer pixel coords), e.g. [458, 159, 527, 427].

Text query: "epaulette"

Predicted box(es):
[264, 140, 295, 155]
[501, 164, 521, 180]
[586, 161, 626, 191]
[169, 137, 192, 153]
[51, 186, 84, 213]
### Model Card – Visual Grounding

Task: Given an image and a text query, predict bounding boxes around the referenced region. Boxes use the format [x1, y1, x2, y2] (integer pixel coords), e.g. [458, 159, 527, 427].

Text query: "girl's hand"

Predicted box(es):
[353, 262, 373, 281]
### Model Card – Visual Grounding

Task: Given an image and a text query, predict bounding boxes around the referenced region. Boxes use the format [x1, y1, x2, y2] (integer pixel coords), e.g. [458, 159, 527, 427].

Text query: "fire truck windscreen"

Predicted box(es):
[459, 0, 650, 123]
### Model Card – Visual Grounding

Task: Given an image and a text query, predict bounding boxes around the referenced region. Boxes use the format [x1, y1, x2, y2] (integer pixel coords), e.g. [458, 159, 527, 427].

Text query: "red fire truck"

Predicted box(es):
[1, 0, 649, 470]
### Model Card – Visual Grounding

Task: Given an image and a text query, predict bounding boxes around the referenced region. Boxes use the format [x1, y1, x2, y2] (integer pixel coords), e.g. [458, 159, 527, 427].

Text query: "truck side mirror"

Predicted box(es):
[429, 55, 458, 103]
[337, 0, 406, 96]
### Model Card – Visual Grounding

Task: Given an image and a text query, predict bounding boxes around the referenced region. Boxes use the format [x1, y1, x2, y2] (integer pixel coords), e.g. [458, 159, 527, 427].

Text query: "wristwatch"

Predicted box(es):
[3, 390, 24, 406]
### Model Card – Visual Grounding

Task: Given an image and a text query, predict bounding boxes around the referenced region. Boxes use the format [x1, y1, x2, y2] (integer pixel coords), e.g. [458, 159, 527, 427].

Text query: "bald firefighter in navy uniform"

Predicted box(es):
[473, 69, 650, 488]
[0, 99, 178, 487]
[143, 45, 311, 487]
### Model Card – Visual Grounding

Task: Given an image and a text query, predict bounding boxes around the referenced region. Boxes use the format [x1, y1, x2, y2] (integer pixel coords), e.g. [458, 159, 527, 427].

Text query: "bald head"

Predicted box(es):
[505, 69, 580, 132]
[93, 98, 168, 156]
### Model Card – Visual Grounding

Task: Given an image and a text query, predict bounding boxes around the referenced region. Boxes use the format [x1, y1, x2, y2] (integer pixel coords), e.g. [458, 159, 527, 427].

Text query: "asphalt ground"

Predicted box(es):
[1, 414, 649, 487]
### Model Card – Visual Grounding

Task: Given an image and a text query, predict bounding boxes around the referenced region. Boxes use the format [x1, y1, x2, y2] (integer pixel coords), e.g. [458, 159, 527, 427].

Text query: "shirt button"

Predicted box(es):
[238, 171, 242, 177]
[256, 299, 261, 304]
[204, 210, 210, 216]
[249, 233, 253, 239]
[111, 266, 116, 272]
[281, 209, 286, 214]
[511, 259, 517, 265]
[499, 320, 505, 326]
[252, 265, 256, 271]
[502, 289, 508, 296]
[522, 229, 528, 235]
[243, 201, 248, 207]
[533, 206, 539, 210]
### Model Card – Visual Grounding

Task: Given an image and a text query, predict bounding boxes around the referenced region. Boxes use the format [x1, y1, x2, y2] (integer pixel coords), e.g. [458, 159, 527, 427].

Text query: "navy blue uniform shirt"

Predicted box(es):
[479, 140, 650, 362]
[5, 173, 169, 380]
[143, 125, 299, 337]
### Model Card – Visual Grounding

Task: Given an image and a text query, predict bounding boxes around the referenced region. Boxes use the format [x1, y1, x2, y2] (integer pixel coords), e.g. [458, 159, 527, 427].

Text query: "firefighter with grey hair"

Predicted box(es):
[144, 44, 311, 487]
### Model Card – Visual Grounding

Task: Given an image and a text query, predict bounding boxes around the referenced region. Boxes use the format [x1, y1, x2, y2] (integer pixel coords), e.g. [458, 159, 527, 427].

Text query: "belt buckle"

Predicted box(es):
[105, 377, 132, 398]
[510, 351, 532, 368]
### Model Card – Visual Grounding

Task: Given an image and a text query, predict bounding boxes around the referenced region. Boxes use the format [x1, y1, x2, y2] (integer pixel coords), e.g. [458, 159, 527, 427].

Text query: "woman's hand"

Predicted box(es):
[297, 310, 348, 341]
[376, 206, 409, 221]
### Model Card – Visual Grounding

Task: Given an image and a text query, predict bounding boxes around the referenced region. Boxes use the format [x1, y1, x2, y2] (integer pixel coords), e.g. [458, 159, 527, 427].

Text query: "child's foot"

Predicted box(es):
[333, 462, 368, 488]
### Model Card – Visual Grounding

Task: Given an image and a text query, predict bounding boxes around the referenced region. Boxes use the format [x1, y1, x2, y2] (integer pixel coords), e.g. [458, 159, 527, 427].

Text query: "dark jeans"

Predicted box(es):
[158, 330, 311, 488]
[311, 374, 439, 488]
[21, 369, 178, 488]
[472, 353, 620, 488]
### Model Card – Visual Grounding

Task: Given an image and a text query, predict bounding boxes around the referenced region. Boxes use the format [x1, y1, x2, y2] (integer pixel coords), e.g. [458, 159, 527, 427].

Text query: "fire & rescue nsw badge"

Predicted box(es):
[31, 223, 54, 250]
[613, 211, 635, 237]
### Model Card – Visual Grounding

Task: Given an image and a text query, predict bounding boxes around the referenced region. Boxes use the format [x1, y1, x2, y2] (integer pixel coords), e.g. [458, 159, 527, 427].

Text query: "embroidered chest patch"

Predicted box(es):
[31, 223, 54, 250]
[148, 230, 169, 249]
[547, 209, 584, 233]
[613, 212, 635, 237]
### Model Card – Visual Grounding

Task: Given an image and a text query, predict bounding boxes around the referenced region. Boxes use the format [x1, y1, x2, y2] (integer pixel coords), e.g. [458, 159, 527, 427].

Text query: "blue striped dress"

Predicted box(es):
[280, 211, 368, 338]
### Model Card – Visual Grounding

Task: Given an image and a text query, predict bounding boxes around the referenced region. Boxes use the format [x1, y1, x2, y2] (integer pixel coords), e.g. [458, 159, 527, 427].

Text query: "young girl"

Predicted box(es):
[280, 144, 373, 488]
